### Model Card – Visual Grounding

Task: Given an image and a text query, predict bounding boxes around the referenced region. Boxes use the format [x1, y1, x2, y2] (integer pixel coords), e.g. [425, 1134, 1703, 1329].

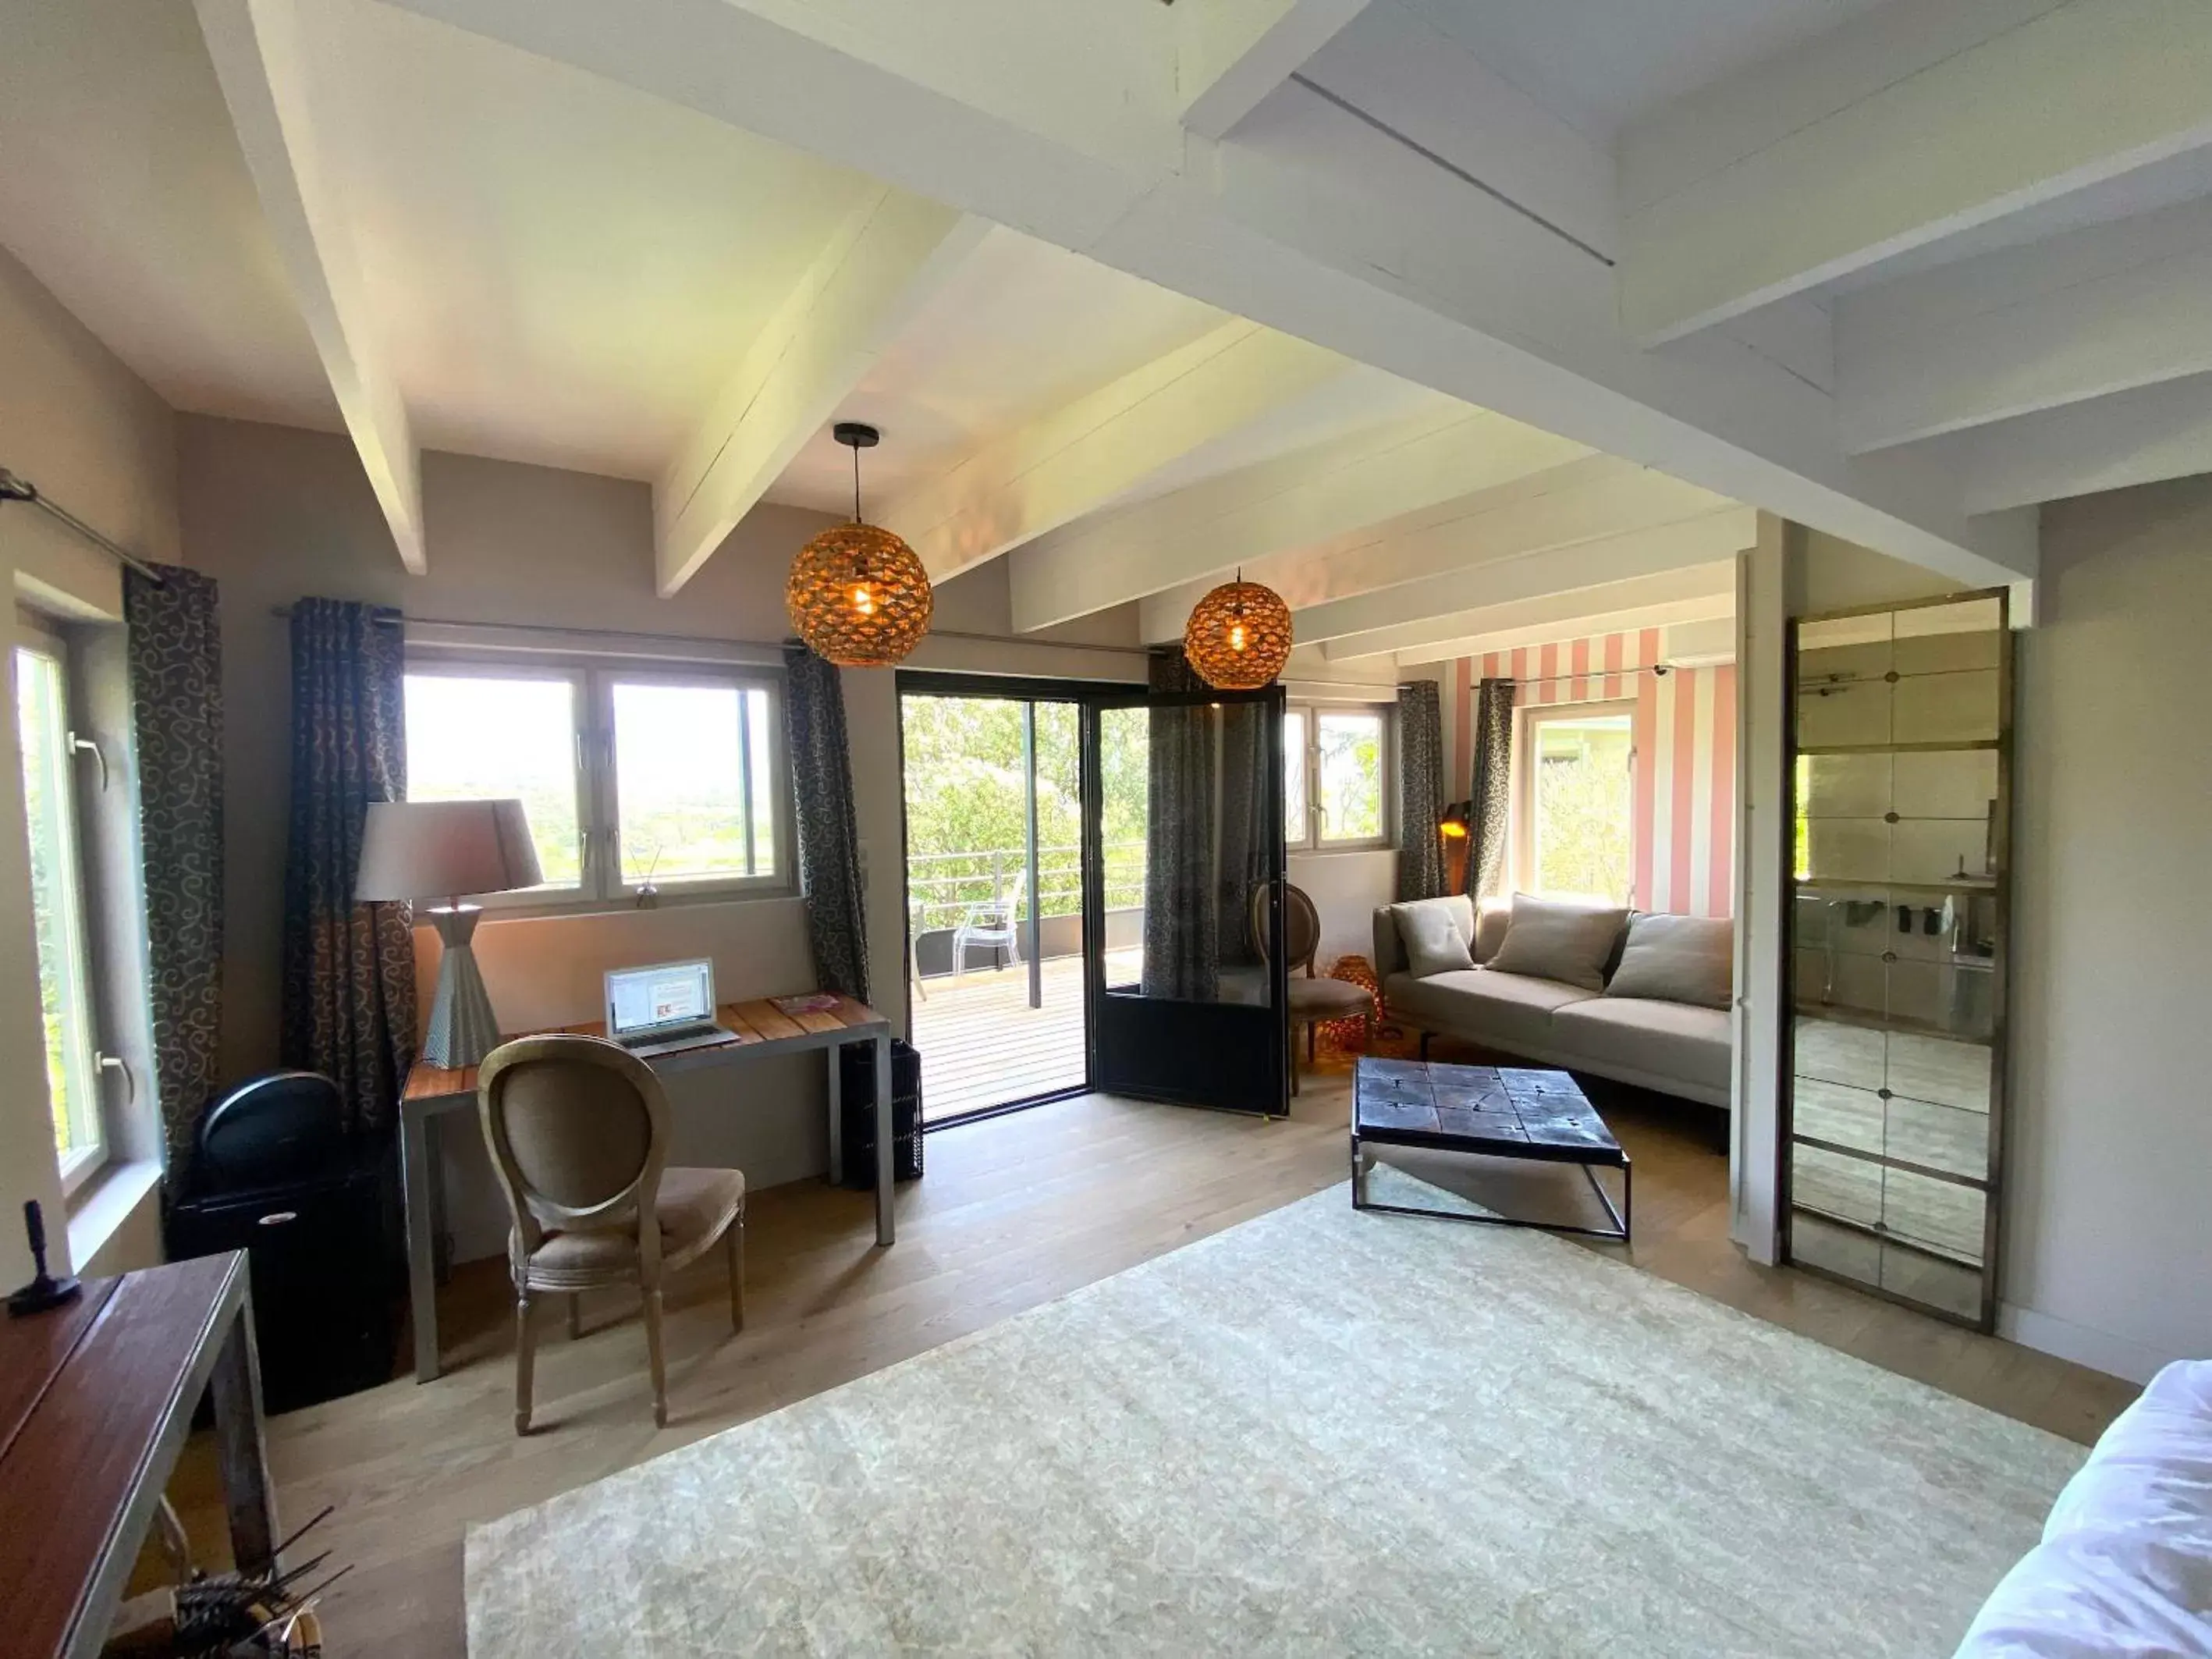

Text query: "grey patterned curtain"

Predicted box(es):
[1466, 678, 1515, 898]
[1142, 649, 1219, 1000]
[123, 565, 225, 1180]
[783, 645, 870, 1003]
[281, 599, 413, 1135]
[1395, 680, 1446, 901]
[1214, 700, 1272, 969]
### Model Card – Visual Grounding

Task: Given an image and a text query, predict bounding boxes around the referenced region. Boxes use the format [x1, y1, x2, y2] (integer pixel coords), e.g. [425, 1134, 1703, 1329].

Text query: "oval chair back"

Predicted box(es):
[478, 1036, 671, 1282]
[1247, 882, 1323, 976]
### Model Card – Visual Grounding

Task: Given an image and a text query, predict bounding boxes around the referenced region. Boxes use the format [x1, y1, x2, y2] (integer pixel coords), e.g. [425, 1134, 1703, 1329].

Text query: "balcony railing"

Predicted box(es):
[907, 841, 1145, 933]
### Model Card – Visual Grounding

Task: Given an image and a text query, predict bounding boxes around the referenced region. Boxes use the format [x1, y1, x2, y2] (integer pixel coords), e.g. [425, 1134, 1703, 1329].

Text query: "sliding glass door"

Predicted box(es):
[1084, 687, 1289, 1116]
[900, 675, 1097, 1121]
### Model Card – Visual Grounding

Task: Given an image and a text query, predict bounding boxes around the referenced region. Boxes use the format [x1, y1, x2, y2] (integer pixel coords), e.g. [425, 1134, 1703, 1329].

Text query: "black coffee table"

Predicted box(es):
[1351, 1057, 1631, 1242]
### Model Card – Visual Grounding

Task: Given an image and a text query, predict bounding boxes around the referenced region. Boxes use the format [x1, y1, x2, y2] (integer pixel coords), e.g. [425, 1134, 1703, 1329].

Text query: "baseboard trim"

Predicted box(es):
[1998, 1302, 2176, 1387]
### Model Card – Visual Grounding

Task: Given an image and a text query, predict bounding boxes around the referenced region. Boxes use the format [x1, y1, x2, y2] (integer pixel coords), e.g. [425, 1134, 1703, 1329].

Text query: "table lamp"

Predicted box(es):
[356, 799, 542, 1068]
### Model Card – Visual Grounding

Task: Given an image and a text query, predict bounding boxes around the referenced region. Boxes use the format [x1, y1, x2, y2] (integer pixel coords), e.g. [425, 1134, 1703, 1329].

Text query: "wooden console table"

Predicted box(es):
[0, 1250, 278, 1658]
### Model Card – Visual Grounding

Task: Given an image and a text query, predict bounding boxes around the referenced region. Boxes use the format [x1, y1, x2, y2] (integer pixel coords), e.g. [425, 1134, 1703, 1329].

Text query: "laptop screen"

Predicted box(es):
[606, 960, 715, 1036]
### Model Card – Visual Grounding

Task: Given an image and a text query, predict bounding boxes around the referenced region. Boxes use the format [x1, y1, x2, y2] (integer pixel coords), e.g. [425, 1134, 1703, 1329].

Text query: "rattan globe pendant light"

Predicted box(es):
[1182, 571, 1294, 689]
[786, 422, 933, 667]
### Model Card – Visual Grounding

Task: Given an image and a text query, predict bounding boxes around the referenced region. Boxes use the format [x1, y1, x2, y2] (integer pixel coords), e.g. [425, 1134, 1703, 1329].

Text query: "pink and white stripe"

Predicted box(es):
[1436, 628, 1736, 917]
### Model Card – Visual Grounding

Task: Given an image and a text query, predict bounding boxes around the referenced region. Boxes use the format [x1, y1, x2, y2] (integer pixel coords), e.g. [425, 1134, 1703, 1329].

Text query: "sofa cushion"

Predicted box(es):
[1376, 894, 1474, 979]
[1474, 899, 1511, 964]
[1550, 997, 1732, 1096]
[1396, 901, 1475, 977]
[1385, 968, 1600, 1053]
[1604, 913, 1734, 1009]
[1486, 894, 1631, 992]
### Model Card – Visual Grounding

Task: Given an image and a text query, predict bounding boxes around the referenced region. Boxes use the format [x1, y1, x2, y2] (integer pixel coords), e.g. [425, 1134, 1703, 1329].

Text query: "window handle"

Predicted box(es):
[96, 1051, 134, 1107]
[66, 731, 108, 792]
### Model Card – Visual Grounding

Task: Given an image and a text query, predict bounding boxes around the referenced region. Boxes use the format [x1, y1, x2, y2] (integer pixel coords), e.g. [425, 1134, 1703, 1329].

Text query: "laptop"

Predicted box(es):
[603, 959, 734, 1059]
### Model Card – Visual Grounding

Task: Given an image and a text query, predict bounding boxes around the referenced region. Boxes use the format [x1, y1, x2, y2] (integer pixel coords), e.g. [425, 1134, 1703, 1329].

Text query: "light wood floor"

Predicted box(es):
[164, 1053, 2136, 1656]
[907, 949, 1138, 1120]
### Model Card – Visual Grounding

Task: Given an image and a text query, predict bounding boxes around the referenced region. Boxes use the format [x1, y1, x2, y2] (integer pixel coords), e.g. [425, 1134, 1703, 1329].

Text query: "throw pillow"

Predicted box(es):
[1604, 912, 1734, 1008]
[1486, 893, 1631, 992]
[1394, 900, 1475, 978]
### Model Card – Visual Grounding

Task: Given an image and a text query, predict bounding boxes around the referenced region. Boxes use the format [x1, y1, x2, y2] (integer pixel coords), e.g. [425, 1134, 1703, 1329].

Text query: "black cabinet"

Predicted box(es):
[165, 1071, 396, 1413]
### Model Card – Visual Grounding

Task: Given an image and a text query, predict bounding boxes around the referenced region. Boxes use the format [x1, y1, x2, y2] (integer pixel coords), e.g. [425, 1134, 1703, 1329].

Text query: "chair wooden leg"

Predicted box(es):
[566, 1293, 582, 1340]
[1307, 1021, 1317, 1064]
[643, 1287, 669, 1429]
[726, 1218, 746, 1334]
[513, 1290, 538, 1437]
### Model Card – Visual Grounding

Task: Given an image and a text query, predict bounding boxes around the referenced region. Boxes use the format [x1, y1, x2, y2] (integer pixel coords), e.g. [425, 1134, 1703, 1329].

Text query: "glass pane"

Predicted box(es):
[1882, 1247, 1983, 1320]
[1282, 709, 1308, 844]
[612, 680, 769, 884]
[1894, 670, 2001, 744]
[405, 673, 582, 886]
[1797, 680, 1890, 747]
[1529, 711, 1632, 902]
[1099, 705, 1150, 990]
[1792, 1210, 1881, 1283]
[1316, 711, 1382, 842]
[1882, 1164, 1985, 1263]
[1797, 613, 1892, 684]
[747, 688, 776, 876]
[1117, 702, 1273, 1006]
[13, 648, 98, 1167]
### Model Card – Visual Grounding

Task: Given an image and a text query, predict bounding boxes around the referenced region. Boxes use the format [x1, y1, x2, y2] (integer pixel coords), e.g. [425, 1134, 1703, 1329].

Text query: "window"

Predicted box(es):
[403, 658, 786, 906]
[1284, 702, 1391, 850]
[1517, 702, 1635, 904]
[12, 637, 101, 1188]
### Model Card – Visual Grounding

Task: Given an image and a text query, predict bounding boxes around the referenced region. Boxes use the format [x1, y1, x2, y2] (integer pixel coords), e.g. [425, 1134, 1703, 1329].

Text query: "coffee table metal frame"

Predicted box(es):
[1350, 1058, 1631, 1243]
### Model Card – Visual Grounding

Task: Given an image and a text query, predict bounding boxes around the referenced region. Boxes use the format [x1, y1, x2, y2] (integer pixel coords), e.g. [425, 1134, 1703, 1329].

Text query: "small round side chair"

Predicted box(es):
[476, 1035, 747, 1433]
[1249, 883, 1376, 1096]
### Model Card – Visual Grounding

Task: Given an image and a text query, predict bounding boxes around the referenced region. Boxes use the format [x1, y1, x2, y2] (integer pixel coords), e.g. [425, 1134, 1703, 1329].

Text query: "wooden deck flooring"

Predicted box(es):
[907, 950, 1138, 1120]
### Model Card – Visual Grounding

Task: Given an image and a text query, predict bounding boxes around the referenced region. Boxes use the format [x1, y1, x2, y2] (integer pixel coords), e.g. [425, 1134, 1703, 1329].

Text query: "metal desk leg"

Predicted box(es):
[400, 1104, 442, 1383]
[208, 1298, 279, 1575]
[874, 1032, 894, 1246]
[826, 1042, 844, 1188]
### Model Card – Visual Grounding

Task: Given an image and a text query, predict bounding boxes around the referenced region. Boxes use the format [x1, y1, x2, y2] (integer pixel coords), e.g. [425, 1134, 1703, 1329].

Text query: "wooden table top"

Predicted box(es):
[0, 1252, 243, 1657]
[1353, 1057, 1624, 1163]
[403, 992, 887, 1102]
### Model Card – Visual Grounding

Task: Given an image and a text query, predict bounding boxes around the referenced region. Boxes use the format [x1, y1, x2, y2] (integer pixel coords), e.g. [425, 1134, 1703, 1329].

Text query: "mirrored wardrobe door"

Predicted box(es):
[1784, 591, 2009, 1331]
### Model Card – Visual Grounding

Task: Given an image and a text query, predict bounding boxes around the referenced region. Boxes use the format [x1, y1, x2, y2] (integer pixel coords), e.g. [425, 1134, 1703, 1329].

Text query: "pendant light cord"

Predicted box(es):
[852, 442, 862, 524]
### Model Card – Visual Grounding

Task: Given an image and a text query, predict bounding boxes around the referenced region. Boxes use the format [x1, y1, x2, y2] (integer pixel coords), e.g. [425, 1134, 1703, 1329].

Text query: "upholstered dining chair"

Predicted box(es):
[1248, 883, 1376, 1096]
[476, 1035, 746, 1433]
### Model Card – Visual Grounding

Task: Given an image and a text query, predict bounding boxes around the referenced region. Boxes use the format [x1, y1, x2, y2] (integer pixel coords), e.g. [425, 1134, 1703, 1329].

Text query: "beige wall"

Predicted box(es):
[0, 247, 177, 1279]
[2005, 478, 2212, 1380]
[176, 414, 1148, 1259]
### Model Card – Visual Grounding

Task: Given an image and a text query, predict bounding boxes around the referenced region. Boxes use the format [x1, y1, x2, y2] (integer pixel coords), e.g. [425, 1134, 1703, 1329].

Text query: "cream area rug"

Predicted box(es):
[466, 1173, 2081, 1657]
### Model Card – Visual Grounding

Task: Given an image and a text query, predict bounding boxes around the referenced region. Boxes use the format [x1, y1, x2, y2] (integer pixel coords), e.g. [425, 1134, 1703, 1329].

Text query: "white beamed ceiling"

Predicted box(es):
[9, 0, 2212, 623]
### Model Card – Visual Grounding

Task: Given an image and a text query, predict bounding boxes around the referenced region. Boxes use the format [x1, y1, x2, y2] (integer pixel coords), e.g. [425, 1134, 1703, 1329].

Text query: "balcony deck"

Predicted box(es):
[907, 948, 1140, 1121]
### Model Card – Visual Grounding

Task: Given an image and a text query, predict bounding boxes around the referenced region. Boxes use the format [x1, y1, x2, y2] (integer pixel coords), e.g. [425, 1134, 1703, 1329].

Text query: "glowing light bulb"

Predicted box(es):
[1228, 621, 1248, 652]
[851, 584, 877, 616]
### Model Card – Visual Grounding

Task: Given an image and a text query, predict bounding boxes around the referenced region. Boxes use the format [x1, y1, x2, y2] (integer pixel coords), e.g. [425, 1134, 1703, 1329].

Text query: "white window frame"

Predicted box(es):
[12, 623, 105, 1193]
[403, 649, 793, 911]
[1512, 697, 1639, 904]
[1286, 699, 1394, 853]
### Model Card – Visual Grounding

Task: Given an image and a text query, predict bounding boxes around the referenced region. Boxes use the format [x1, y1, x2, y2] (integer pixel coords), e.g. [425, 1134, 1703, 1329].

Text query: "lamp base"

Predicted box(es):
[423, 905, 502, 1069]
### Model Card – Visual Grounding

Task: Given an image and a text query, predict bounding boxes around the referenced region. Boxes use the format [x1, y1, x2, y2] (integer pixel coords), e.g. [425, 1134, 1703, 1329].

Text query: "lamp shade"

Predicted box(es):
[1183, 578, 1293, 689]
[354, 799, 542, 903]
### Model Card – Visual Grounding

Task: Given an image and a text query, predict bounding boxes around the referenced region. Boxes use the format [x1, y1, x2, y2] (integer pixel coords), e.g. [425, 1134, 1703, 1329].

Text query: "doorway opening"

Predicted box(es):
[899, 679, 1131, 1122]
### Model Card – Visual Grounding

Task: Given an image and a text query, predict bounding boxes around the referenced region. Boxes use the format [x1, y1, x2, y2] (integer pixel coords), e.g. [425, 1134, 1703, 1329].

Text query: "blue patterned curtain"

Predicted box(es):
[1395, 680, 1446, 901]
[783, 644, 871, 1003]
[281, 598, 413, 1134]
[123, 564, 225, 1181]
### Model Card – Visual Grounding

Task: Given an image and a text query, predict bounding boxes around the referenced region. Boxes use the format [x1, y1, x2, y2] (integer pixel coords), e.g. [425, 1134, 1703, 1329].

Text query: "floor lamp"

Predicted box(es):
[356, 798, 543, 1068]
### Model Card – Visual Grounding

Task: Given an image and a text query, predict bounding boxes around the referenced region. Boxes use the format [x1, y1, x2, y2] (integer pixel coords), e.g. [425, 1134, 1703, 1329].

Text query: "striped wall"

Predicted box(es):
[1438, 629, 1737, 917]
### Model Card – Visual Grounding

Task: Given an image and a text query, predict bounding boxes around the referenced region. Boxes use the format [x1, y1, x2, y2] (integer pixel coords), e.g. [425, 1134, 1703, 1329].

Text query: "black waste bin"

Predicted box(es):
[836, 1038, 925, 1188]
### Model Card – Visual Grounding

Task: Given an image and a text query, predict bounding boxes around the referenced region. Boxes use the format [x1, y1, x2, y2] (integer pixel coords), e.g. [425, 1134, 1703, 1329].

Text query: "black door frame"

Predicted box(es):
[895, 670, 1144, 1128]
[1081, 685, 1290, 1118]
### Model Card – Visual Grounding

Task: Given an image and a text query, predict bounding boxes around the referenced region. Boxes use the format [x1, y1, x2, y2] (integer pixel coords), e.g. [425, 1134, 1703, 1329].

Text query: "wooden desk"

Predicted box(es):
[0, 1251, 278, 1658]
[399, 993, 893, 1383]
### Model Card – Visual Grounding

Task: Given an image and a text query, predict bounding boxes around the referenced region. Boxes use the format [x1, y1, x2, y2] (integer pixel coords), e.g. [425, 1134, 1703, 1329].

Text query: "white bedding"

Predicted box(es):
[1956, 1360, 2212, 1657]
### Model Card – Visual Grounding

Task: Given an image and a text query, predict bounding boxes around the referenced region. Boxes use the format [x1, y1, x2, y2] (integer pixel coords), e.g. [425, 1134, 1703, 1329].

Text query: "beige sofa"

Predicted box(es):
[1371, 894, 1733, 1108]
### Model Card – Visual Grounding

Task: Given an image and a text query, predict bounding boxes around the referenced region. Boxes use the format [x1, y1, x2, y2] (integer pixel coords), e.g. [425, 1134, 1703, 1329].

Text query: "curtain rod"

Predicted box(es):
[265, 606, 1159, 658]
[1484, 662, 1685, 690]
[0, 467, 167, 584]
